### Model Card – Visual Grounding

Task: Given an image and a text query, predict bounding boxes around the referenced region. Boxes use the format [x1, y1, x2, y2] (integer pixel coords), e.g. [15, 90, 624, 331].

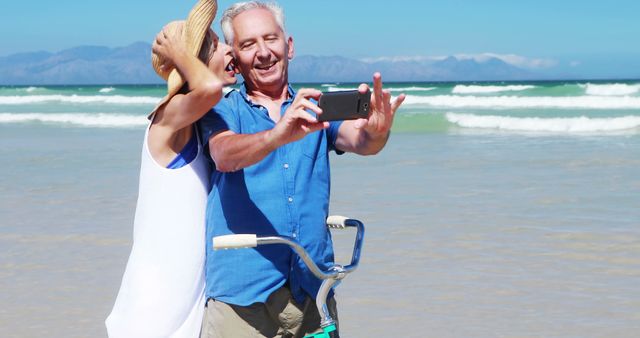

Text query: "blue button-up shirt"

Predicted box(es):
[199, 84, 342, 306]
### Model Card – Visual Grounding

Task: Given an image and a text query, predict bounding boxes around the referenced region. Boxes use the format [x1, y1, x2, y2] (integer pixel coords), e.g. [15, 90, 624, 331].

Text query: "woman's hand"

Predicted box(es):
[152, 25, 187, 72]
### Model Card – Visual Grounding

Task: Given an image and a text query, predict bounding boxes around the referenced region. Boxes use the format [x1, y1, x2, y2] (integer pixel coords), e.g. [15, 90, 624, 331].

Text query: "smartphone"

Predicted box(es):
[317, 90, 371, 122]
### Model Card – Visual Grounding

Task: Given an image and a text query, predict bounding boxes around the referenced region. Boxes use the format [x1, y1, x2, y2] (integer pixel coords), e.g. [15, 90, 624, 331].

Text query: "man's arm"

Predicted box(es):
[334, 73, 405, 155]
[209, 88, 329, 172]
[208, 129, 275, 172]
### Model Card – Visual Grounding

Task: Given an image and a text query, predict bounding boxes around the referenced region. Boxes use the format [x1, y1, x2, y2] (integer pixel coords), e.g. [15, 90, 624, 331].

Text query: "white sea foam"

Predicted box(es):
[0, 95, 159, 105]
[0, 113, 147, 128]
[99, 87, 116, 93]
[25, 86, 43, 93]
[403, 95, 640, 109]
[326, 86, 434, 92]
[389, 86, 435, 92]
[452, 85, 536, 94]
[327, 87, 358, 92]
[446, 112, 640, 133]
[580, 83, 640, 96]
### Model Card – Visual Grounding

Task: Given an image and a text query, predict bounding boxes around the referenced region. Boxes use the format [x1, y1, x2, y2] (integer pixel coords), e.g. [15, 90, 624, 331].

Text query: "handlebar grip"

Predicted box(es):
[213, 234, 258, 250]
[326, 215, 348, 229]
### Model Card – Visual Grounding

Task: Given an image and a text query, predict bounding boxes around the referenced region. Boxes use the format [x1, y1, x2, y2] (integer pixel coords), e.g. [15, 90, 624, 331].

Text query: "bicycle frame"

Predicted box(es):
[212, 216, 365, 338]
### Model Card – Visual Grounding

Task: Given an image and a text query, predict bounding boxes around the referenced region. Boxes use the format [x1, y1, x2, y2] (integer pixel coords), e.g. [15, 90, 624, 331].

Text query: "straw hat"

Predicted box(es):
[148, 0, 218, 119]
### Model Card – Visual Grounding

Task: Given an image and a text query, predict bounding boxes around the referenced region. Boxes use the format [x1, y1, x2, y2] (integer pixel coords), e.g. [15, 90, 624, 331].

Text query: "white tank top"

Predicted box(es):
[106, 124, 210, 338]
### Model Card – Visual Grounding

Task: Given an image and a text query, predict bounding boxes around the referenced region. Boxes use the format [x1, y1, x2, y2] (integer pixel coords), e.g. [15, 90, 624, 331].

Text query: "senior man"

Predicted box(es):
[199, 2, 405, 337]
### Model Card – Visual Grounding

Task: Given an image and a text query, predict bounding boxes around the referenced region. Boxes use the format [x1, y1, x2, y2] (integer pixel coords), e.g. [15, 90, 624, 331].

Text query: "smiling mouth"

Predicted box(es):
[225, 59, 235, 72]
[255, 61, 276, 71]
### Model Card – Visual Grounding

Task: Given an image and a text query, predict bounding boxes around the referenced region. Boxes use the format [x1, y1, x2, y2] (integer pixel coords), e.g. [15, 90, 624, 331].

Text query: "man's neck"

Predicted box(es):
[245, 82, 290, 105]
[244, 81, 291, 123]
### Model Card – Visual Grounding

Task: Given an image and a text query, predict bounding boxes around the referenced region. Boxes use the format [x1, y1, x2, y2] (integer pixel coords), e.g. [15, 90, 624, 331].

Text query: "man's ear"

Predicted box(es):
[287, 36, 294, 60]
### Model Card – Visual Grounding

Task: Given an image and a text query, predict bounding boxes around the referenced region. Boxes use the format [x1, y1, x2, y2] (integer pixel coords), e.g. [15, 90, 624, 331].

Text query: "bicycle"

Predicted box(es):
[212, 215, 365, 338]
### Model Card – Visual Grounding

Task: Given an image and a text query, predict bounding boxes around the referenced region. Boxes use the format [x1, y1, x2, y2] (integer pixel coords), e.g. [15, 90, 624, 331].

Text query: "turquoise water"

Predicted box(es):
[2, 80, 640, 132]
[1, 81, 639, 337]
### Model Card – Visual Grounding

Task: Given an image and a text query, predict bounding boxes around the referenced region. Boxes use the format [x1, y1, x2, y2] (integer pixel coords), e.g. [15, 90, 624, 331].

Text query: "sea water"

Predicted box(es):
[1, 81, 639, 337]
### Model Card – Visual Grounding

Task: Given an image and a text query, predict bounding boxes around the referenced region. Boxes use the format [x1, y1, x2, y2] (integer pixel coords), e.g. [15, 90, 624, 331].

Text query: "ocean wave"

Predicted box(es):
[326, 87, 358, 92]
[452, 85, 536, 94]
[0, 113, 147, 128]
[389, 86, 436, 92]
[99, 87, 116, 93]
[326, 86, 434, 92]
[445, 113, 640, 132]
[403, 95, 640, 109]
[0, 95, 159, 105]
[26, 86, 44, 93]
[580, 83, 640, 96]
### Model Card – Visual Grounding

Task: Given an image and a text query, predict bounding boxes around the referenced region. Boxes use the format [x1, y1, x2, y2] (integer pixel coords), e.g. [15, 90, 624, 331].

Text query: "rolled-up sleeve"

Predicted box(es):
[199, 98, 240, 146]
[327, 121, 344, 154]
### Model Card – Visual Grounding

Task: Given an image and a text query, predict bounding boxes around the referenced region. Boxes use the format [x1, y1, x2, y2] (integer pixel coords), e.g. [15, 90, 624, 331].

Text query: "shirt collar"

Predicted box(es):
[238, 82, 296, 106]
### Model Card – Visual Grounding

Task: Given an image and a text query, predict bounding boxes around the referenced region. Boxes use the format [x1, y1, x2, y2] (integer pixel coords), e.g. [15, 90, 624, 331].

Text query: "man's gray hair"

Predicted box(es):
[220, 1, 286, 45]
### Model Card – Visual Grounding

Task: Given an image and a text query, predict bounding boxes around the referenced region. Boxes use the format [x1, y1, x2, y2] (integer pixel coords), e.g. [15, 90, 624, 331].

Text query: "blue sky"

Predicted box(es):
[2, 0, 640, 77]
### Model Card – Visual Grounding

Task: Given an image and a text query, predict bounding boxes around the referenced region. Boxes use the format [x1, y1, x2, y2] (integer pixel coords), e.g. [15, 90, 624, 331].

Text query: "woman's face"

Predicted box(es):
[207, 31, 237, 86]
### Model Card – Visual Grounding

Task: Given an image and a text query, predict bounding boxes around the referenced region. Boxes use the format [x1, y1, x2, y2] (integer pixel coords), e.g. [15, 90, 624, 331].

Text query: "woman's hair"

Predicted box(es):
[199, 29, 217, 64]
[176, 29, 216, 94]
[220, 1, 286, 45]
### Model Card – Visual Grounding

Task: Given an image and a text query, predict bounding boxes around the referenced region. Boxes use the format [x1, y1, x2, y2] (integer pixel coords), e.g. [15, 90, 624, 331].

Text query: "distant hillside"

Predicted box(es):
[0, 43, 158, 85]
[289, 55, 536, 82]
[0, 42, 544, 85]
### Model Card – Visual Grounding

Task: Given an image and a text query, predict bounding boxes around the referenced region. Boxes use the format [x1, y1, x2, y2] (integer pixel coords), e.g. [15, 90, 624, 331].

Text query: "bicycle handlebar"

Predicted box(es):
[213, 234, 258, 249]
[326, 215, 348, 228]
[213, 216, 364, 280]
[212, 215, 364, 338]
[212, 216, 348, 250]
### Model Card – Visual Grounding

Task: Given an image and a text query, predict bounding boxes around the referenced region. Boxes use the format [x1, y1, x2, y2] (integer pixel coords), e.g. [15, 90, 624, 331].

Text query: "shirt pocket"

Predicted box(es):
[300, 131, 327, 161]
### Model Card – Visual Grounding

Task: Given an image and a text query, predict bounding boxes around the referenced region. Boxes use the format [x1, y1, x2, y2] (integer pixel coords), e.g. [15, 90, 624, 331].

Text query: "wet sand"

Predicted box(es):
[1, 126, 639, 337]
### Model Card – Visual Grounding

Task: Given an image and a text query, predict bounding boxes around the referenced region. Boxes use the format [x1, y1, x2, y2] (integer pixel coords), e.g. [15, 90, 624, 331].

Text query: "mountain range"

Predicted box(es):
[0, 42, 552, 85]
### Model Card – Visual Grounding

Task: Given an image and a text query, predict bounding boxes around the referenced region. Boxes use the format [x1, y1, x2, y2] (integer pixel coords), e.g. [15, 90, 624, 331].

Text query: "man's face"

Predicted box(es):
[231, 8, 294, 91]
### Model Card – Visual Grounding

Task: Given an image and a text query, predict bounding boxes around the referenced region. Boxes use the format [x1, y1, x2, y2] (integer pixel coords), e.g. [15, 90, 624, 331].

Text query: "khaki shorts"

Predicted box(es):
[200, 286, 338, 338]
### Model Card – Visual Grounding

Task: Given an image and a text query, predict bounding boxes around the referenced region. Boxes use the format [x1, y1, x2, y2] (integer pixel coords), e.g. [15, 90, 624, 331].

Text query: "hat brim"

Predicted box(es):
[148, 0, 218, 120]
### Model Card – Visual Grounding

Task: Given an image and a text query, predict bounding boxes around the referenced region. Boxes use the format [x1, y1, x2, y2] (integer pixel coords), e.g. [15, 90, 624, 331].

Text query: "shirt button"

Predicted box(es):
[292, 233, 297, 238]
[283, 163, 289, 169]
[288, 197, 293, 203]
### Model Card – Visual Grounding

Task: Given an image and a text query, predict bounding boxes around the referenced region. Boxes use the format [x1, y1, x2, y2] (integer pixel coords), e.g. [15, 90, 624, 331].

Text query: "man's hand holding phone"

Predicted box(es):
[267, 88, 329, 148]
[330, 72, 406, 155]
[318, 73, 405, 132]
[355, 73, 406, 136]
[317, 90, 372, 122]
